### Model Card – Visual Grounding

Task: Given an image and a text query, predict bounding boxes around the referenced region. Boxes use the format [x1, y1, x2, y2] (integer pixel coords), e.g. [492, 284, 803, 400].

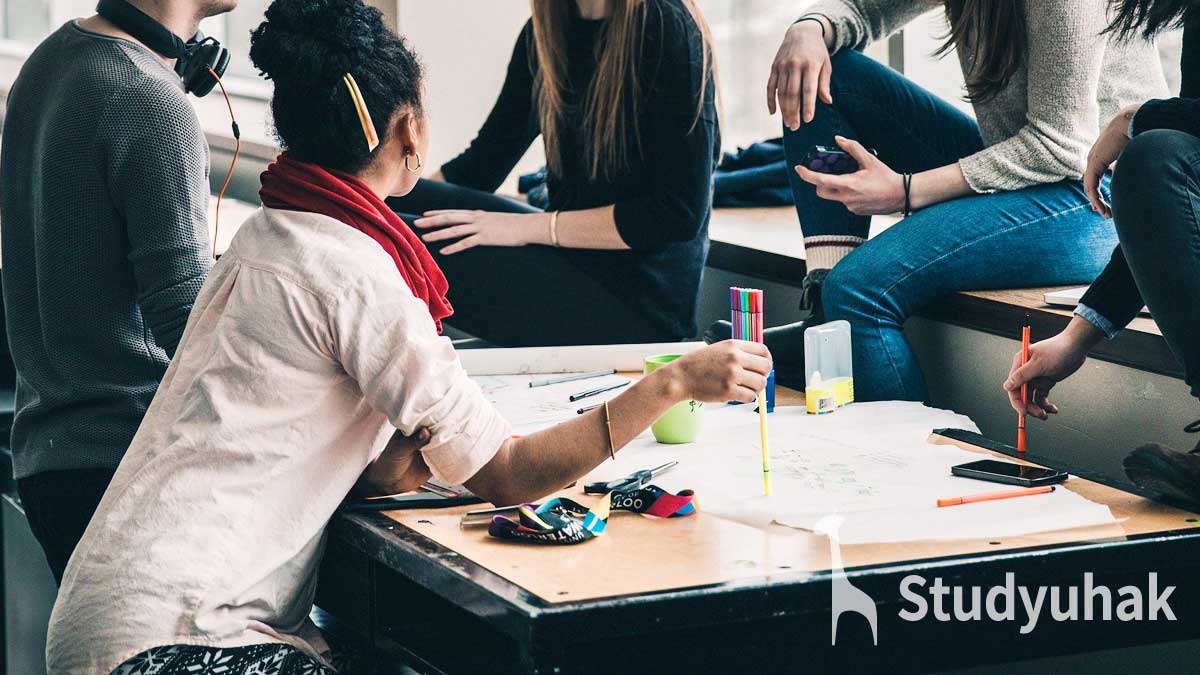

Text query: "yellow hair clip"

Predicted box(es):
[342, 72, 380, 152]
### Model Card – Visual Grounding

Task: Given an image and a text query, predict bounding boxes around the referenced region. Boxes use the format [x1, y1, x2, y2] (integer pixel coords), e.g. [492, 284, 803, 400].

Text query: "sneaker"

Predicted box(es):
[798, 267, 828, 321]
[1123, 419, 1200, 507]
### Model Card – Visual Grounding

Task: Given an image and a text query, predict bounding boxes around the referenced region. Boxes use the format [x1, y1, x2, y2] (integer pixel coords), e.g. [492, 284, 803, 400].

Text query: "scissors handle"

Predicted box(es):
[584, 477, 630, 494]
[583, 470, 652, 495]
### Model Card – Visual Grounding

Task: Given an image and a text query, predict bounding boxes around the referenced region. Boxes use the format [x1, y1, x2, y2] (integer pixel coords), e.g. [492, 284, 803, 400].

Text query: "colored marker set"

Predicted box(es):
[729, 287, 774, 497]
[729, 287, 763, 344]
[729, 287, 776, 412]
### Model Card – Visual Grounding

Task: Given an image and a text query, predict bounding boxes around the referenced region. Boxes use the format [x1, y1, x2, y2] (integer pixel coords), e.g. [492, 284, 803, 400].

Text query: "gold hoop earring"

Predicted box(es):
[404, 151, 423, 172]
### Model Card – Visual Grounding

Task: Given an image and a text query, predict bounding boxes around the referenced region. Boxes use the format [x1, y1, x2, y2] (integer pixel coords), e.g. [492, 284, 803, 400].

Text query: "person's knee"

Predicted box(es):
[827, 49, 880, 86]
[821, 259, 870, 318]
[1108, 128, 1195, 201]
[1112, 129, 1200, 235]
[782, 49, 880, 148]
[822, 249, 914, 330]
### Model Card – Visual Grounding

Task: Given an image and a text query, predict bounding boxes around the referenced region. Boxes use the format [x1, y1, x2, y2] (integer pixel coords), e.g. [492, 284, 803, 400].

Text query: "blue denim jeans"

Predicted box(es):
[783, 50, 1118, 402]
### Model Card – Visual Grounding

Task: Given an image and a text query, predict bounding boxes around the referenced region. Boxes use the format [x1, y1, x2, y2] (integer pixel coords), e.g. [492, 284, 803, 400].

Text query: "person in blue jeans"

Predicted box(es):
[1005, 0, 1200, 506]
[707, 0, 1167, 401]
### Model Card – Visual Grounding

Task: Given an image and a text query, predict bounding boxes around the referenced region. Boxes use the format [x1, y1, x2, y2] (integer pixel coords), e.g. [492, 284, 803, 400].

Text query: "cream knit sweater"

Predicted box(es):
[806, 0, 1170, 192]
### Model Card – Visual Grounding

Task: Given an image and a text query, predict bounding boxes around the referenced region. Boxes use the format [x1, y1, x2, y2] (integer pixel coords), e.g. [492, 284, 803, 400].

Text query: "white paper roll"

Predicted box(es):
[456, 342, 706, 375]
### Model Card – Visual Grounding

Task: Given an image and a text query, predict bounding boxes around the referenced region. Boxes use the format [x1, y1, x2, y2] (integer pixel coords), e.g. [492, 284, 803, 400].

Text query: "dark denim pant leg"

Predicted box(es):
[1110, 129, 1200, 398]
[387, 177, 542, 215]
[781, 50, 984, 250]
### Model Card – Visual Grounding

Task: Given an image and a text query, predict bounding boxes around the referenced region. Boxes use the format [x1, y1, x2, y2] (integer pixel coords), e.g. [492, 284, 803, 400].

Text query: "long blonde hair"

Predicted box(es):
[530, 0, 716, 180]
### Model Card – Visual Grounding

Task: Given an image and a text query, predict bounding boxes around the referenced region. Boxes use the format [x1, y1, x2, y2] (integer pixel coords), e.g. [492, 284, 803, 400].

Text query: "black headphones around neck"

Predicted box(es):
[96, 0, 229, 96]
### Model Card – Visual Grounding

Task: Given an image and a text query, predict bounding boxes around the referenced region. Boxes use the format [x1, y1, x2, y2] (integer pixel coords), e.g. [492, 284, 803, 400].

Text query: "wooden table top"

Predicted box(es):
[381, 382, 1196, 604]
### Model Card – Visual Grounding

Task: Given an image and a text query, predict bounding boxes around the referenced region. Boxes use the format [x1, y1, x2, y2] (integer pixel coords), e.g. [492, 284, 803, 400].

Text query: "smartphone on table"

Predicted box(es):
[951, 459, 1068, 488]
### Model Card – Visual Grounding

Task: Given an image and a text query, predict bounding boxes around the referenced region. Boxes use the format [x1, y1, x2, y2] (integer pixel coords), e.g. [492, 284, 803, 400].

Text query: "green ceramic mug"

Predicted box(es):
[645, 354, 704, 444]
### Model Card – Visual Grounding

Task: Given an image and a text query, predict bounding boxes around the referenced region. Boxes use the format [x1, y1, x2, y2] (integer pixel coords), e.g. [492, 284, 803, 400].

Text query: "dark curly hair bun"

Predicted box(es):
[250, 0, 424, 172]
[250, 0, 383, 83]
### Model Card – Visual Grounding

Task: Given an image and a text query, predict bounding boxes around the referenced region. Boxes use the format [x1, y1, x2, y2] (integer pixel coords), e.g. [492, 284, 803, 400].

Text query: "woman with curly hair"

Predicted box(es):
[43, 0, 768, 672]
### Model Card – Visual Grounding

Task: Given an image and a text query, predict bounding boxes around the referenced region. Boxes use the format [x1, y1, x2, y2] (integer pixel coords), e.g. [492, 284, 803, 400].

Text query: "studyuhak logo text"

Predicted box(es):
[833, 572, 1177, 645]
[897, 573, 1176, 634]
[823, 516, 1177, 645]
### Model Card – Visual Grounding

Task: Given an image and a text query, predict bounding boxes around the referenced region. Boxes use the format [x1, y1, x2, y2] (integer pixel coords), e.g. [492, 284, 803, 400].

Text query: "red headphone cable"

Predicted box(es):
[208, 66, 240, 260]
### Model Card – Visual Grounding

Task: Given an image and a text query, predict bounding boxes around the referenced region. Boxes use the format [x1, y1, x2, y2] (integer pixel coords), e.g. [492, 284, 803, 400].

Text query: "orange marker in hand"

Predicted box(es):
[1017, 314, 1030, 453]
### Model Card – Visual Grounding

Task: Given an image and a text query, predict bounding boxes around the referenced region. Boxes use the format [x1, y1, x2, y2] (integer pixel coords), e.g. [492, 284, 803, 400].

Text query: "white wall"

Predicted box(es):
[900, 9, 971, 115]
[396, 0, 543, 186]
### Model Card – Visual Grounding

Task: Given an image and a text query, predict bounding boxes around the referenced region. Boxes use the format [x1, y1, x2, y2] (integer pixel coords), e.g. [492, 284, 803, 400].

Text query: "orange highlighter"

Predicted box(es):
[937, 485, 1054, 508]
[1017, 314, 1031, 453]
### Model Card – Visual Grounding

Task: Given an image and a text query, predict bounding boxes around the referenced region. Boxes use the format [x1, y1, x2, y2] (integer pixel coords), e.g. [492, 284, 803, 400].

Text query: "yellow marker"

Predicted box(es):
[758, 390, 772, 496]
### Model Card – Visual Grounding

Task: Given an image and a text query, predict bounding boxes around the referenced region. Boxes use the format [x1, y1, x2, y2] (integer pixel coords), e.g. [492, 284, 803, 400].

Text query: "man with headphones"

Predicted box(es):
[0, 0, 236, 583]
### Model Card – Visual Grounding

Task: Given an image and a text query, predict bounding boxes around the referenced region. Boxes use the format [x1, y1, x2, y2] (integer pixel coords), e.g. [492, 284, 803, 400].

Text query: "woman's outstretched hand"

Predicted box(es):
[667, 340, 773, 404]
[768, 19, 833, 129]
[1002, 317, 1103, 420]
[795, 136, 903, 215]
[415, 210, 546, 254]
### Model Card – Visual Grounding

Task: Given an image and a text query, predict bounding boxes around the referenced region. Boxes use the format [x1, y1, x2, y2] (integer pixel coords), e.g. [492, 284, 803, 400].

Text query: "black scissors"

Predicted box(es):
[583, 461, 678, 495]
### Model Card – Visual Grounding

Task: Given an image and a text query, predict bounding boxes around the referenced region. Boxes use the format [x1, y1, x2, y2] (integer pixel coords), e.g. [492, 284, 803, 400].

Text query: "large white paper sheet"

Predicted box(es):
[587, 402, 1116, 544]
[458, 343, 705, 376]
[473, 373, 634, 436]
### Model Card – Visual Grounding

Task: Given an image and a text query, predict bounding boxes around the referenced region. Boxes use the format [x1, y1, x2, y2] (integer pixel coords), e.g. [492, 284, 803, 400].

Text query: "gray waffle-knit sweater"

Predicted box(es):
[1, 22, 212, 479]
[806, 0, 1170, 192]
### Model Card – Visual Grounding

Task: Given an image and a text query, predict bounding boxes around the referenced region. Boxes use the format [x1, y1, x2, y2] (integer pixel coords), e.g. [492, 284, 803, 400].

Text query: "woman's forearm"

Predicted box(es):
[523, 205, 631, 250]
[908, 162, 975, 210]
[463, 366, 683, 506]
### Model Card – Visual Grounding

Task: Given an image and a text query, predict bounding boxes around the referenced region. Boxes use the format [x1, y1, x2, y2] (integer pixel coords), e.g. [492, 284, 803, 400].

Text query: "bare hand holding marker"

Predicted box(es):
[767, 18, 833, 129]
[671, 340, 772, 404]
[795, 136, 903, 215]
[414, 209, 547, 255]
[1084, 103, 1142, 217]
[356, 427, 434, 497]
[1002, 317, 1104, 420]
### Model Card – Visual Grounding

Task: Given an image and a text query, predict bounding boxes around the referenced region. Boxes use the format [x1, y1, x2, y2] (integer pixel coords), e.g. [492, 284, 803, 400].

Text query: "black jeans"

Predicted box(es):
[1109, 129, 1200, 397]
[16, 467, 116, 584]
[388, 180, 669, 347]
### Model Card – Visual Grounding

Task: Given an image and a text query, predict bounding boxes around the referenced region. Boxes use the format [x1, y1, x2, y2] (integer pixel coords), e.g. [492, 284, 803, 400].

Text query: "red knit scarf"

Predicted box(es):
[259, 154, 452, 332]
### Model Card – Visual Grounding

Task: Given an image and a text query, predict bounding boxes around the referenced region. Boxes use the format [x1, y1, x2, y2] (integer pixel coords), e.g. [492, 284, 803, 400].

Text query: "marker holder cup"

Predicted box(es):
[803, 321, 854, 414]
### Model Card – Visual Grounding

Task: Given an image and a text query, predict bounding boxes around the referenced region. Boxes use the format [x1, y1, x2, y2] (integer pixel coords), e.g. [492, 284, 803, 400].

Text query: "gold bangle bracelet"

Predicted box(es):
[603, 401, 616, 460]
[549, 210, 561, 248]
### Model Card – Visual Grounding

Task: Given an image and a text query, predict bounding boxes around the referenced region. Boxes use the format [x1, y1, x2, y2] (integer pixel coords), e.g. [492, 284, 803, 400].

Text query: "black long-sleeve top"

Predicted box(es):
[440, 0, 720, 340]
[1078, 11, 1199, 334]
